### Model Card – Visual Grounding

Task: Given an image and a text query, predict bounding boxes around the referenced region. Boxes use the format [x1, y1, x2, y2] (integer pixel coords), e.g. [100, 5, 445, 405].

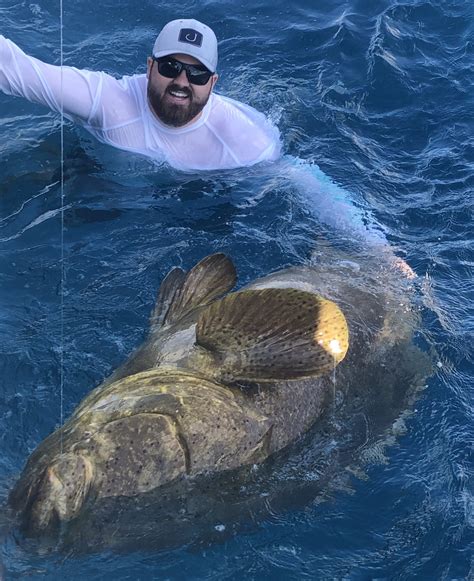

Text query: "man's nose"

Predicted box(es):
[175, 69, 190, 86]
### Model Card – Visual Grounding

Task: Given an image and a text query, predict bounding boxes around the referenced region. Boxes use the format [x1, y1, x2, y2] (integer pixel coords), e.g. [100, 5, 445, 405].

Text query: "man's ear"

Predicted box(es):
[146, 57, 154, 79]
[211, 74, 219, 90]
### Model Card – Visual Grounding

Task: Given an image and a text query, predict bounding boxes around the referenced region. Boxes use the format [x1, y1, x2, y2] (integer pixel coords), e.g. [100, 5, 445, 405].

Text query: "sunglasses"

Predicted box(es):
[153, 56, 213, 86]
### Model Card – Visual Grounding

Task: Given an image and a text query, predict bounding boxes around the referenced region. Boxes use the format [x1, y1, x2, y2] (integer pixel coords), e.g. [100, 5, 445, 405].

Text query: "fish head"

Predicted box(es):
[11, 401, 187, 534]
[11, 368, 272, 535]
[11, 451, 95, 535]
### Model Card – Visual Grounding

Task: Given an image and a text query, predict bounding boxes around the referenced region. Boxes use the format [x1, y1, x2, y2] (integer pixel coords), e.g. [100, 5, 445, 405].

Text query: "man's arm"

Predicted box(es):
[283, 157, 416, 278]
[0, 35, 104, 125]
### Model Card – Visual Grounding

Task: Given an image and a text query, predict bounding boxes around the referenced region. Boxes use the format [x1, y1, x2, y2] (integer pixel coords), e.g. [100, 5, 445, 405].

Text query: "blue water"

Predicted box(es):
[1, 0, 473, 578]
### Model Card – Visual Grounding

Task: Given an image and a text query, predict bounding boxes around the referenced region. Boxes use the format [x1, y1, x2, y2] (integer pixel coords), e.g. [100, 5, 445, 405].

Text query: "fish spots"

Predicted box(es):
[96, 414, 186, 498]
[195, 287, 348, 381]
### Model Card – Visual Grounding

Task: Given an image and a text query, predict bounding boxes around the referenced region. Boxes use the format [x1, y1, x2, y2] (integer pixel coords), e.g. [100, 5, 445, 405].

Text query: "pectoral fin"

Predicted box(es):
[195, 288, 349, 382]
[151, 254, 237, 329]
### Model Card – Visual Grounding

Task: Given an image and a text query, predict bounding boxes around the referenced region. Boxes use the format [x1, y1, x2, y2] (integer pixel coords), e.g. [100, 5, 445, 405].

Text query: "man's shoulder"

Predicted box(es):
[103, 73, 146, 105]
[113, 72, 146, 93]
[207, 94, 281, 164]
[88, 72, 146, 129]
[210, 94, 268, 125]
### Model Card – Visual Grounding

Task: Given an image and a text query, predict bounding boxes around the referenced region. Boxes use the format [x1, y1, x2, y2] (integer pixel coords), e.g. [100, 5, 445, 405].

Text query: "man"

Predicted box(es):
[0, 19, 415, 276]
[0, 19, 281, 171]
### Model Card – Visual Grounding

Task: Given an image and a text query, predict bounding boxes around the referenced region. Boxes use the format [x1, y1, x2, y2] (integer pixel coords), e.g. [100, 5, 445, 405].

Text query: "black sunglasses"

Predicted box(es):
[153, 56, 213, 86]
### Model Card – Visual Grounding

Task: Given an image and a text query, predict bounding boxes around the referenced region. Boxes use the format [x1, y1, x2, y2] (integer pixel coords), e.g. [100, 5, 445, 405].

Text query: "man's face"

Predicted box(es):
[146, 53, 217, 128]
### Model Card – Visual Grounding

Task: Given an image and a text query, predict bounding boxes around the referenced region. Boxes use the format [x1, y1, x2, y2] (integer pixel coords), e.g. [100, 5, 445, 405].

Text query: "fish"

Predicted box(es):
[8, 250, 431, 552]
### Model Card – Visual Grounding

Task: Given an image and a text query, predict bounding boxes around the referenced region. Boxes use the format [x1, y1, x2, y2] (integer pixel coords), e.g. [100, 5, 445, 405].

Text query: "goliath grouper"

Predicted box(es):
[9, 251, 429, 549]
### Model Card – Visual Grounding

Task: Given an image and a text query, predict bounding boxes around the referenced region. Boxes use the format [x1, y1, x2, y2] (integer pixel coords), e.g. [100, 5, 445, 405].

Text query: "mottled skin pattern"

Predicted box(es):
[9, 251, 422, 543]
[11, 370, 275, 533]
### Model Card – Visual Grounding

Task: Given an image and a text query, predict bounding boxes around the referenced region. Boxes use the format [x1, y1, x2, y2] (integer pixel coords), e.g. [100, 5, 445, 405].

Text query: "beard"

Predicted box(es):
[147, 82, 210, 128]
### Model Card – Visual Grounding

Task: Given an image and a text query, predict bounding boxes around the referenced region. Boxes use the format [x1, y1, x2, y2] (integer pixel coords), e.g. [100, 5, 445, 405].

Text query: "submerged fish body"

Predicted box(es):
[9, 252, 430, 549]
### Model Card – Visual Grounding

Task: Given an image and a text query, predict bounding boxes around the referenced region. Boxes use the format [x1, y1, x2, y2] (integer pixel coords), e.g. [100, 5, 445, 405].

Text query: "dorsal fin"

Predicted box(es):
[152, 254, 237, 329]
[150, 267, 186, 328]
[194, 288, 349, 382]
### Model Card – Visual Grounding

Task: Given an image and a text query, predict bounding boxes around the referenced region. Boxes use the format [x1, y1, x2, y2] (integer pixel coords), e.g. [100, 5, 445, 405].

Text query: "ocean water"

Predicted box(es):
[0, 0, 473, 578]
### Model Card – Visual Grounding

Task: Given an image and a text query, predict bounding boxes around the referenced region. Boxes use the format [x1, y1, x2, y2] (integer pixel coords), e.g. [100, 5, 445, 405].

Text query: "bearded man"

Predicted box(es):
[0, 19, 281, 170]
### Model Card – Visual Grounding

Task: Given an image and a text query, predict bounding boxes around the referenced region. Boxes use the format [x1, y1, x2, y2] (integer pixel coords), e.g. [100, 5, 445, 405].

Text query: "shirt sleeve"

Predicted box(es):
[0, 35, 105, 125]
[283, 156, 389, 248]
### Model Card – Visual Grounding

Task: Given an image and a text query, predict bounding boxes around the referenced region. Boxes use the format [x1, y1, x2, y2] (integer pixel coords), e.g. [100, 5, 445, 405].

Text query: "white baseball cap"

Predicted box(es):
[152, 19, 218, 73]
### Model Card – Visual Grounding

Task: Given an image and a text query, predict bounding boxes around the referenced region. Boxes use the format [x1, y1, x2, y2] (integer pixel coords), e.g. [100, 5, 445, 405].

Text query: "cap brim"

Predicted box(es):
[153, 49, 215, 73]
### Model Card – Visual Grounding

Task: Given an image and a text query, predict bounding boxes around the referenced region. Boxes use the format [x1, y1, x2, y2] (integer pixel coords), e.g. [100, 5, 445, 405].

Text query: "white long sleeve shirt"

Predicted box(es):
[0, 36, 281, 171]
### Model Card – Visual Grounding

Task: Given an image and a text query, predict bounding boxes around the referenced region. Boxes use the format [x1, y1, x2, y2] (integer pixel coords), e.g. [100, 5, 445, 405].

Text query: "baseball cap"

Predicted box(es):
[152, 19, 218, 73]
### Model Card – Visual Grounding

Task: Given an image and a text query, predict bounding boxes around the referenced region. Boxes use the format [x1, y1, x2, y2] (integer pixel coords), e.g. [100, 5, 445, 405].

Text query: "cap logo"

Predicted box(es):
[178, 28, 203, 47]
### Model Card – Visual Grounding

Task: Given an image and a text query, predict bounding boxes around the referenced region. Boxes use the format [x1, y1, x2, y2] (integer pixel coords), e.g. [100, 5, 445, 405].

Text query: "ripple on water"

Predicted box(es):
[0, 0, 473, 577]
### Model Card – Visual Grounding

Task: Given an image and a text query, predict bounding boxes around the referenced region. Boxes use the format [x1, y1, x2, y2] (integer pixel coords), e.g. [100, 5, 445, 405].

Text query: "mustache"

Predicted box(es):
[166, 83, 193, 99]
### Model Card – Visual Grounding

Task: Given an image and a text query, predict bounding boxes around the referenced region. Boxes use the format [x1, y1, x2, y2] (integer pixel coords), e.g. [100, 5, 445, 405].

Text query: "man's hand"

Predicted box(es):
[392, 256, 416, 279]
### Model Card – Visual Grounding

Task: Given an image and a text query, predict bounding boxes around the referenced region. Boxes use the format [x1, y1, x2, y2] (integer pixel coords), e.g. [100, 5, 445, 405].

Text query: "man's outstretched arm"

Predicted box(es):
[282, 156, 416, 278]
[0, 35, 104, 125]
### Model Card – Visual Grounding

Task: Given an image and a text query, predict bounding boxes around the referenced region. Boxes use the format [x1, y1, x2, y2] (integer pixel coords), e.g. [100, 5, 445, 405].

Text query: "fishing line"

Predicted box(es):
[59, 0, 65, 452]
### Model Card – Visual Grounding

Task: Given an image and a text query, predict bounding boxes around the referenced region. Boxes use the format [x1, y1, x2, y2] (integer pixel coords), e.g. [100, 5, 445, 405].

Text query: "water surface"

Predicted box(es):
[0, 0, 473, 578]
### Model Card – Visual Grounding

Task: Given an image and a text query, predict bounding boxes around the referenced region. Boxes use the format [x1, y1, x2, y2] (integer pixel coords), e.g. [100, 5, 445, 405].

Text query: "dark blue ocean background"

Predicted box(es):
[1, 0, 473, 578]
